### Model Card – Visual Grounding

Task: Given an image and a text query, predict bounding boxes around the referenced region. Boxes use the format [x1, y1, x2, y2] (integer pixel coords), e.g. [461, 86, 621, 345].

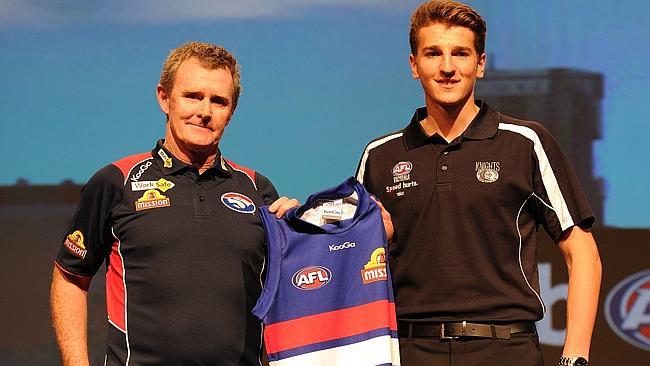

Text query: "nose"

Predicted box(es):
[440, 55, 455, 77]
[197, 99, 212, 123]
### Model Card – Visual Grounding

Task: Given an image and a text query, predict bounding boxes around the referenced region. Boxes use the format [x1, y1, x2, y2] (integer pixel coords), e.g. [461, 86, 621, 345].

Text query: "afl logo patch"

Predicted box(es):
[221, 192, 256, 214]
[392, 161, 412, 183]
[605, 270, 650, 351]
[292, 266, 332, 290]
[392, 161, 412, 176]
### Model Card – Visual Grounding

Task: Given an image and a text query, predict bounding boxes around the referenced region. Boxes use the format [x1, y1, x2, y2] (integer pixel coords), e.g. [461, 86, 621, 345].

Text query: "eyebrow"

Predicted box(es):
[421, 45, 473, 52]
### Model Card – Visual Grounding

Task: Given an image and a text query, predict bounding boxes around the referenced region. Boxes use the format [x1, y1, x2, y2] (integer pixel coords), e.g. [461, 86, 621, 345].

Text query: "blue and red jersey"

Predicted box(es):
[253, 178, 400, 366]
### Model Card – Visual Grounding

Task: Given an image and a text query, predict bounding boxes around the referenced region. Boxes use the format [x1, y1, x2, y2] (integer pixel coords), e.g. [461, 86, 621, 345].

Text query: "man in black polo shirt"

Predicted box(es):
[50, 42, 297, 366]
[355, 1, 602, 365]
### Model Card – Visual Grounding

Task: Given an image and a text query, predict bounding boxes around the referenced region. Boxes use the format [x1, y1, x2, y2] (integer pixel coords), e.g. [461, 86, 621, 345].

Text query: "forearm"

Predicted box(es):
[50, 266, 91, 366]
[559, 229, 602, 359]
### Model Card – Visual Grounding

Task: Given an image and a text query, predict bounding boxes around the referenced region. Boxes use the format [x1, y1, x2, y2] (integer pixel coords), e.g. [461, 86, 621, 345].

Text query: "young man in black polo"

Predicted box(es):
[356, 1, 601, 365]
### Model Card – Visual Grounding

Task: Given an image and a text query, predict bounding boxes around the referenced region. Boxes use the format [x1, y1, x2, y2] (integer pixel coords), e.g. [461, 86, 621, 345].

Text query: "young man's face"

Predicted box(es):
[157, 58, 235, 153]
[409, 22, 485, 109]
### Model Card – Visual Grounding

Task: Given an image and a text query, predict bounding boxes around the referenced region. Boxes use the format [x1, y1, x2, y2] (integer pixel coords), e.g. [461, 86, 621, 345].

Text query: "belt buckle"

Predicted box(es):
[439, 323, 461, 340]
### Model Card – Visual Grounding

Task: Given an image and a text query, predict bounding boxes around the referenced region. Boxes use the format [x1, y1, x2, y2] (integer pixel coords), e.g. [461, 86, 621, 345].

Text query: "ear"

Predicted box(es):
[476, 53, 486, 79]
[409, 53, 420, 80]
[156, 84, 170, 116]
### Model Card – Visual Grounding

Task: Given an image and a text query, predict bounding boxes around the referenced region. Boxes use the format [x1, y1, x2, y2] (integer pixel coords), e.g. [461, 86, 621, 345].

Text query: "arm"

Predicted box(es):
[51, 266, 92, 366]
[557, 226, 602, 361]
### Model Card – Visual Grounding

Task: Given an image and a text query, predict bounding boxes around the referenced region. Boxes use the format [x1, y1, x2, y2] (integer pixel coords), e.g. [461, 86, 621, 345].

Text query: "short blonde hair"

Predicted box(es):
[159, 41, 241, 110]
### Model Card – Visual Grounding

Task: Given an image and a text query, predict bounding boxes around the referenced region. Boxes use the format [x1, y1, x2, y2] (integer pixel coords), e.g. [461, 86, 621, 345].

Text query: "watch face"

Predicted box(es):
[574, 357, 589, 366]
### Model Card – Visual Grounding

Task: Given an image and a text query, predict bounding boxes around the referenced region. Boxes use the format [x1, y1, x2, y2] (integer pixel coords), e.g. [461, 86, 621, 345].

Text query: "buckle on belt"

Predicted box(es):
[439, 321, 466, 340]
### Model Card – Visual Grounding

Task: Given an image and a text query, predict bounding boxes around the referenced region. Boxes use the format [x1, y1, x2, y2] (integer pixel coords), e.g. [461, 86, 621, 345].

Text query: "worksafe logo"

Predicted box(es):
[64, 230, 87, 259]
[605, 270, 650, 351]
[131, 178, 175, 192]
[475, 161, 500, 183]
[392, 161, 412, 183]
[361, 247, 388, 285]
[135, 189, 171, 211]
[292, 266, 332, 290]
[221, 192, 256, 214]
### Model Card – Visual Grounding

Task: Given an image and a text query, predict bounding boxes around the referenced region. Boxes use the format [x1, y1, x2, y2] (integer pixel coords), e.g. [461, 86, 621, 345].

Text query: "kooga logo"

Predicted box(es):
[329, 241, 356, 252]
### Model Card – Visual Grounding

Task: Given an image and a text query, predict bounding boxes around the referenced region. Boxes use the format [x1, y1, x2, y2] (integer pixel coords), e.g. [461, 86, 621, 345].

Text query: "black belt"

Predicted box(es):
[398, 321, 536, 340]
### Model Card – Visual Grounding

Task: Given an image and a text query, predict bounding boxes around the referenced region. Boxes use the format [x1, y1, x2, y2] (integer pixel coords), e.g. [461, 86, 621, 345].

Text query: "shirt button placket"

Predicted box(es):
[439, 148, 451, 185]
[195, 179, 209, 217]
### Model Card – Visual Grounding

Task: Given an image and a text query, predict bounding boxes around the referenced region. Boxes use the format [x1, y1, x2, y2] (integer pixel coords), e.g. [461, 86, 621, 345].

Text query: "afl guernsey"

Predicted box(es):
[253, 178, 400, 366]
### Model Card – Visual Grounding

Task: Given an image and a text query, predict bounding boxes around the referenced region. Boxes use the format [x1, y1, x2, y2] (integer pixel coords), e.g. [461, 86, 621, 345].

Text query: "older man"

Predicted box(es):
[51, 41, 295, 366]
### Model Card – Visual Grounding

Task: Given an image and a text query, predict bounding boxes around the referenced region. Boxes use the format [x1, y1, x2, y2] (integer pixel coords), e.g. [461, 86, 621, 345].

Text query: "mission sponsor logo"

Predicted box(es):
[135, 189, 170, 211]
[131, 178, 175, 192]
[130, 160, 153, 182]
[64, 230, 87, 259]
[292, 266, 332, 290]
[392, 161, 412, 183]
[329, 241, 356, 252]
[221, 192, 256, 214]
[361, 247, 388, 285]
[475, 161, 500, 183]
[605, 270, 650, 351]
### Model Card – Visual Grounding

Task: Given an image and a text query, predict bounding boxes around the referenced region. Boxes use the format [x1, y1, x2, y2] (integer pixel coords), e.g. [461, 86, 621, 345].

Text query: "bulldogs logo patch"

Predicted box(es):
[221, 192, 256, 214]
[605, 270, 650, 351]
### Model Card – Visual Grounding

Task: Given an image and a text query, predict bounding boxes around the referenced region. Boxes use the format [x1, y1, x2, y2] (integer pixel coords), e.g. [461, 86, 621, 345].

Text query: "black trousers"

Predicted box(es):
[399, 332, 544, 366]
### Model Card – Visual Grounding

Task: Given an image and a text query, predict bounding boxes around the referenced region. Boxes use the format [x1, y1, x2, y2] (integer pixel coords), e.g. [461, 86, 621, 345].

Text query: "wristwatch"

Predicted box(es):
[559, 356, 589, 366]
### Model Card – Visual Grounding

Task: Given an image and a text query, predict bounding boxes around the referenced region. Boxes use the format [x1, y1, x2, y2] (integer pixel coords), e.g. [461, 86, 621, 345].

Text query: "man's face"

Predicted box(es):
[157, 58, 235, 153]
[409, 22, 485, 108]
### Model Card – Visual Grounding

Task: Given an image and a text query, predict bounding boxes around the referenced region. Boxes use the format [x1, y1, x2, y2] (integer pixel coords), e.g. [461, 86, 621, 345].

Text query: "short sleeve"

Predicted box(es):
[55, 164, 123, 278]
[355, 145, 376, 195]
[256, 172, 280, 206]
[530, 124, 595, 241]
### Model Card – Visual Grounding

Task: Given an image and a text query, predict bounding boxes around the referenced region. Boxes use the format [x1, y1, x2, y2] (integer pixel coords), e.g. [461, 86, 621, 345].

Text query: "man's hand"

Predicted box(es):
[269, 197, 300, 218]
[371, 197, 394, 243]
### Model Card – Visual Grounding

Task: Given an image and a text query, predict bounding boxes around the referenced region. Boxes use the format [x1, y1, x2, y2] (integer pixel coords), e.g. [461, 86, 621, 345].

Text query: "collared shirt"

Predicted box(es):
[56, 139, 278, 365]
[356, 101, 594, 323]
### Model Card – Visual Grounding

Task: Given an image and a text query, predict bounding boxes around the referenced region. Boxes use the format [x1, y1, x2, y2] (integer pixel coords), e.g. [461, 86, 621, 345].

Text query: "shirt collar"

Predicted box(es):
[403, 100, 500, 150]
[152, 139, 230, 177]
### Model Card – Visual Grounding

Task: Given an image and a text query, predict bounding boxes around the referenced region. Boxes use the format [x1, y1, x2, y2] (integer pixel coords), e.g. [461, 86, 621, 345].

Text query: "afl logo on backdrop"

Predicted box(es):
[605, 269, 650, 351]
[221, 192, 256, 214]
[292, 266, 332, 290]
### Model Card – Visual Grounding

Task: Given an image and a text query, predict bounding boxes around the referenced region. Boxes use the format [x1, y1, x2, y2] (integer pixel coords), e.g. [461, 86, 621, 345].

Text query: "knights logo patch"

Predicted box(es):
[475, 161, 500, 183]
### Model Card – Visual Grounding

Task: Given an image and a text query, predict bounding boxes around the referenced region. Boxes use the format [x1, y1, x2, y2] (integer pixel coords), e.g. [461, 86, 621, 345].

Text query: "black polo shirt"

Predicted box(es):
[56, 140, 279, 366]
[355, 101, 594, 323]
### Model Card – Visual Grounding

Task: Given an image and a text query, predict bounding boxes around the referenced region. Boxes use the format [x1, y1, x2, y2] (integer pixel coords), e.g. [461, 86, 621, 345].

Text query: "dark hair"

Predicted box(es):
[409, 0, 487, 56]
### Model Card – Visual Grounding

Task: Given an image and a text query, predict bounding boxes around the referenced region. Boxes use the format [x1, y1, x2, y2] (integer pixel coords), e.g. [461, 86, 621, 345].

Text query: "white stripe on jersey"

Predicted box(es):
[498, 123, 574, 231]
[269, 335, 400, 366]
[356, 133, 403, 184]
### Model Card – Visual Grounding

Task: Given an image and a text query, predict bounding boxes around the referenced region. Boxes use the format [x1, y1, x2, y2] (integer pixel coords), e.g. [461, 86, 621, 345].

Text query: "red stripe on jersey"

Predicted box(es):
[106, 240, 126, 332]
[112, 152, 152, 183]
[226, 159, 257, 189]
[264, 300, 397, 354]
